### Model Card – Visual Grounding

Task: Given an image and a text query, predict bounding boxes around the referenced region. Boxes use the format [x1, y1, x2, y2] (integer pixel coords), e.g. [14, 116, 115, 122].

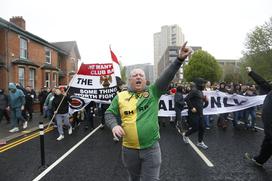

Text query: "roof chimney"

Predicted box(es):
[10, 16, 25, 30]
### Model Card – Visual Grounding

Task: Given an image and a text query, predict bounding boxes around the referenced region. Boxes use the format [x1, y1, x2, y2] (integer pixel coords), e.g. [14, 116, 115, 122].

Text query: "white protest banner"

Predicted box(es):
[158, 91, 266, 117]
[68, 63, 117, 114]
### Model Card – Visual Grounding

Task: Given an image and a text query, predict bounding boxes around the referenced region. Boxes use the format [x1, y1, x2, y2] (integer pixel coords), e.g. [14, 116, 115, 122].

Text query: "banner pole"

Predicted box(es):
[46, 63, 83, 129]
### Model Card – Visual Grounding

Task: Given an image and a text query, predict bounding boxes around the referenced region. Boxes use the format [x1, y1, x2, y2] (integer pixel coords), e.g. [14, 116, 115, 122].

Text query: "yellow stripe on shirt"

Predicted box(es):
[118, 91, 140, 149]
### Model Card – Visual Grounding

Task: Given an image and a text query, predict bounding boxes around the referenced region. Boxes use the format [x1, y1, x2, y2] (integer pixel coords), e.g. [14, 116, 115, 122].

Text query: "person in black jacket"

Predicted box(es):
[38, 87, 49, 116]
[182, 78, 209, 149]
[174, 85, 185, 132]
[84, 101, 96, 131]
[52, 88, 73, 141]
[217, 82, 229, 129]
[245, 67, 272, 167]
[24, 86, 36, 121]
[0, 89, 10, 124]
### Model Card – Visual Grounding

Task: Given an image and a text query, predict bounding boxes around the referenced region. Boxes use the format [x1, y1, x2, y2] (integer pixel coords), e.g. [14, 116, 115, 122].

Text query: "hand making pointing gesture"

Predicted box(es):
[178, 41, 192, 61]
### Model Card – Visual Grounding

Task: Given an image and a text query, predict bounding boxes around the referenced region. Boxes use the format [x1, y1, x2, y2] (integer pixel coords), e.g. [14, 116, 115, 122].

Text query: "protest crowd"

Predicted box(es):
[0, 42, 271, 180]
[0, 74, 262, 137]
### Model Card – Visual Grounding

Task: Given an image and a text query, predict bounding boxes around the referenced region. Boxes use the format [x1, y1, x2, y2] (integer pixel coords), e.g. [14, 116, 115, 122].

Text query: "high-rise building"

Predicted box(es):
[158, 46, 202, 83]
[153, 24, 185, 79]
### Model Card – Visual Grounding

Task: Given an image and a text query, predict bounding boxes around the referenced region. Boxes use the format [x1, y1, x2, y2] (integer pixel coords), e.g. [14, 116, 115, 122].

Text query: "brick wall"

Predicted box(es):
[5, 30, 60, 92]
[0, 21, 80, 112]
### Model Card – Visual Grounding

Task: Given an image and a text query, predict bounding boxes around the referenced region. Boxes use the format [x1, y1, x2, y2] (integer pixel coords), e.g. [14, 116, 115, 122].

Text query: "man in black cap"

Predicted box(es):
[182, 78, 209, 149]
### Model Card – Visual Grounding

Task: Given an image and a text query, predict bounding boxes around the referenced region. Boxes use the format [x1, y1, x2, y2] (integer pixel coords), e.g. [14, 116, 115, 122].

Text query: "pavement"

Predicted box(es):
[0, 112, 50, 145]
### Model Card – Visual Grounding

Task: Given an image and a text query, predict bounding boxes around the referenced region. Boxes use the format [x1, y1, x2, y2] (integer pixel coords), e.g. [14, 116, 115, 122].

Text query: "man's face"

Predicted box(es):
[206, 81, 211, 88]
[55, 89, 61, 95]
[129, 69, 147, 92]
[26, 87, 31, 92]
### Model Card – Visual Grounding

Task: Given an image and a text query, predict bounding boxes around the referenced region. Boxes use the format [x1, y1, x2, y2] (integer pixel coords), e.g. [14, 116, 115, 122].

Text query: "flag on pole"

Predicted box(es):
[110, 47, 122, 78]
[68, 63, 117, 114]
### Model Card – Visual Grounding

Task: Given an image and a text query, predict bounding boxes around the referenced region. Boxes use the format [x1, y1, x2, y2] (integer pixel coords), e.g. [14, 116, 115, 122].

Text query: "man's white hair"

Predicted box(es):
[129, 68, 146, 79]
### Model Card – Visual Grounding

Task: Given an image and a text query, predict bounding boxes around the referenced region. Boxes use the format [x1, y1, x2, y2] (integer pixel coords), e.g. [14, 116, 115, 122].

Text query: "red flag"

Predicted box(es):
[110, 48, 119, 64]
[109, 47, 121, 78]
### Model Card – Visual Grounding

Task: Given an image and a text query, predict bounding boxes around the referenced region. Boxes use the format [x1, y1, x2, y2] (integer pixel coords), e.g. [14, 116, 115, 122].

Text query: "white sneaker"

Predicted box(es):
[68, 127, 73, 135]
[182, 133, 189, 144]
[9, 127, 19, 133]
[23, 121, 28, 129]
[57, 135, 64, 141]
[197, 141, 208, 149]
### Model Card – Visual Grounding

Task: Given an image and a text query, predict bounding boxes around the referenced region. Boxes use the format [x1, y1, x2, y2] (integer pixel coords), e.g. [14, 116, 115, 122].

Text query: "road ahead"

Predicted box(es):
[0, 118, 271, 181]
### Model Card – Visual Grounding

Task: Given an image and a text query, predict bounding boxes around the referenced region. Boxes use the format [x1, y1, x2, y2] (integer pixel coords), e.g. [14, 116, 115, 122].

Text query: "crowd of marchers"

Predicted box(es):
[165, 78, 260, 131]
[0, 84, 109, 141]
[0, 66, 271, 169]
[0, 73, 265, 140]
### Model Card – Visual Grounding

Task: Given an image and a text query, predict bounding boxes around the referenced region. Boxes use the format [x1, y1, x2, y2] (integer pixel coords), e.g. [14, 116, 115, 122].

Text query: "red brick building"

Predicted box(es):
[0, 16, 81, 93]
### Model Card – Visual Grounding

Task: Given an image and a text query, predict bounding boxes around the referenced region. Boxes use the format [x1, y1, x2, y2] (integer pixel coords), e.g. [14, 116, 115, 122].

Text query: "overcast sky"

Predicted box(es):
[1, 0, 272, 66]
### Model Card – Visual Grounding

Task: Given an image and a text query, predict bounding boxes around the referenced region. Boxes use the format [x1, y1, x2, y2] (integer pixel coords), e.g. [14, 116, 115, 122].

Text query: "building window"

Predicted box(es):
[52, 72, 57, 87]
[18, 67, 25, 87]
[45, 48, 51, 64]
[45, 72, 50, 88]
[57, 56, 61, 69]
[71, 58, 76, 71]
[29, 69, 35, 89]
[20, 38, 27, 59]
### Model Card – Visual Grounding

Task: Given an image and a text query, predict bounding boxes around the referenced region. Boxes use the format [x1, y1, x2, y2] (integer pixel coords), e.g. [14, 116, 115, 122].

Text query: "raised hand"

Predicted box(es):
[178, 41, 192, 61]
[246, 67, 252, 73]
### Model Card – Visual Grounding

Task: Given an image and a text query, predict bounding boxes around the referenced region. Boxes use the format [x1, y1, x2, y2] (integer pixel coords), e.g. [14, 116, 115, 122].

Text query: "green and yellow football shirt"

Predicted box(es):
[107, 84, 164, 149]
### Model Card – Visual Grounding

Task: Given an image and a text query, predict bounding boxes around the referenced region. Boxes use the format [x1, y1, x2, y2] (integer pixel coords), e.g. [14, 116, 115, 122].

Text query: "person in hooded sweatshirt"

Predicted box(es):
[245, 67, 272, 167]
[52, 88, 73, 141]
[182, 78, 209, 149]
[7, 83, 27, 133]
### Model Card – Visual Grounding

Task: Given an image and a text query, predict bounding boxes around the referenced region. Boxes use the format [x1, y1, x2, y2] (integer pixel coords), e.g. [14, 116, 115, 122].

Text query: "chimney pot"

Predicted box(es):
[10, 16, 26, 30]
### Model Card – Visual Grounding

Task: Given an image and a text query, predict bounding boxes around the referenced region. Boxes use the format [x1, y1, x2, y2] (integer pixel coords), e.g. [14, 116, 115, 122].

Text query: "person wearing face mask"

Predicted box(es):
[7, 83, 27, 133]
[182, 78, 209, 149]
[105, 42, 192, 181]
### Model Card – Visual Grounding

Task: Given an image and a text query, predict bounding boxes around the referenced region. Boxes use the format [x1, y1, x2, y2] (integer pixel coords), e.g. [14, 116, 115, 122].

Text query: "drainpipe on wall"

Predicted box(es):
[5, 25, 11, 90]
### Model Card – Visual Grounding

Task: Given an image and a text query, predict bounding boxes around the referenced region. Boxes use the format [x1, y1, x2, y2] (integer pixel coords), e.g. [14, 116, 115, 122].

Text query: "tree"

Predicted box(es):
[183, 50, 222, 83]
[244, 17, 272, 55]
[241, 17, 272, 81]
[222, 64, 242, 83]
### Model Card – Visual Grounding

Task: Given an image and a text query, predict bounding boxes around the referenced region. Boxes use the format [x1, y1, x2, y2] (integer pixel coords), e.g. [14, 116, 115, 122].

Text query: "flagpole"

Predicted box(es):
[46, 63, 83, 129]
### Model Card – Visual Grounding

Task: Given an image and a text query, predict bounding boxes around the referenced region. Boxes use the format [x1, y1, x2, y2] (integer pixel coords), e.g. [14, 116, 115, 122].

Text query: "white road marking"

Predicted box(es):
[32, 124, 102, 181]
[177, 130, 214, 167]
[187, 138, 214, 167]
